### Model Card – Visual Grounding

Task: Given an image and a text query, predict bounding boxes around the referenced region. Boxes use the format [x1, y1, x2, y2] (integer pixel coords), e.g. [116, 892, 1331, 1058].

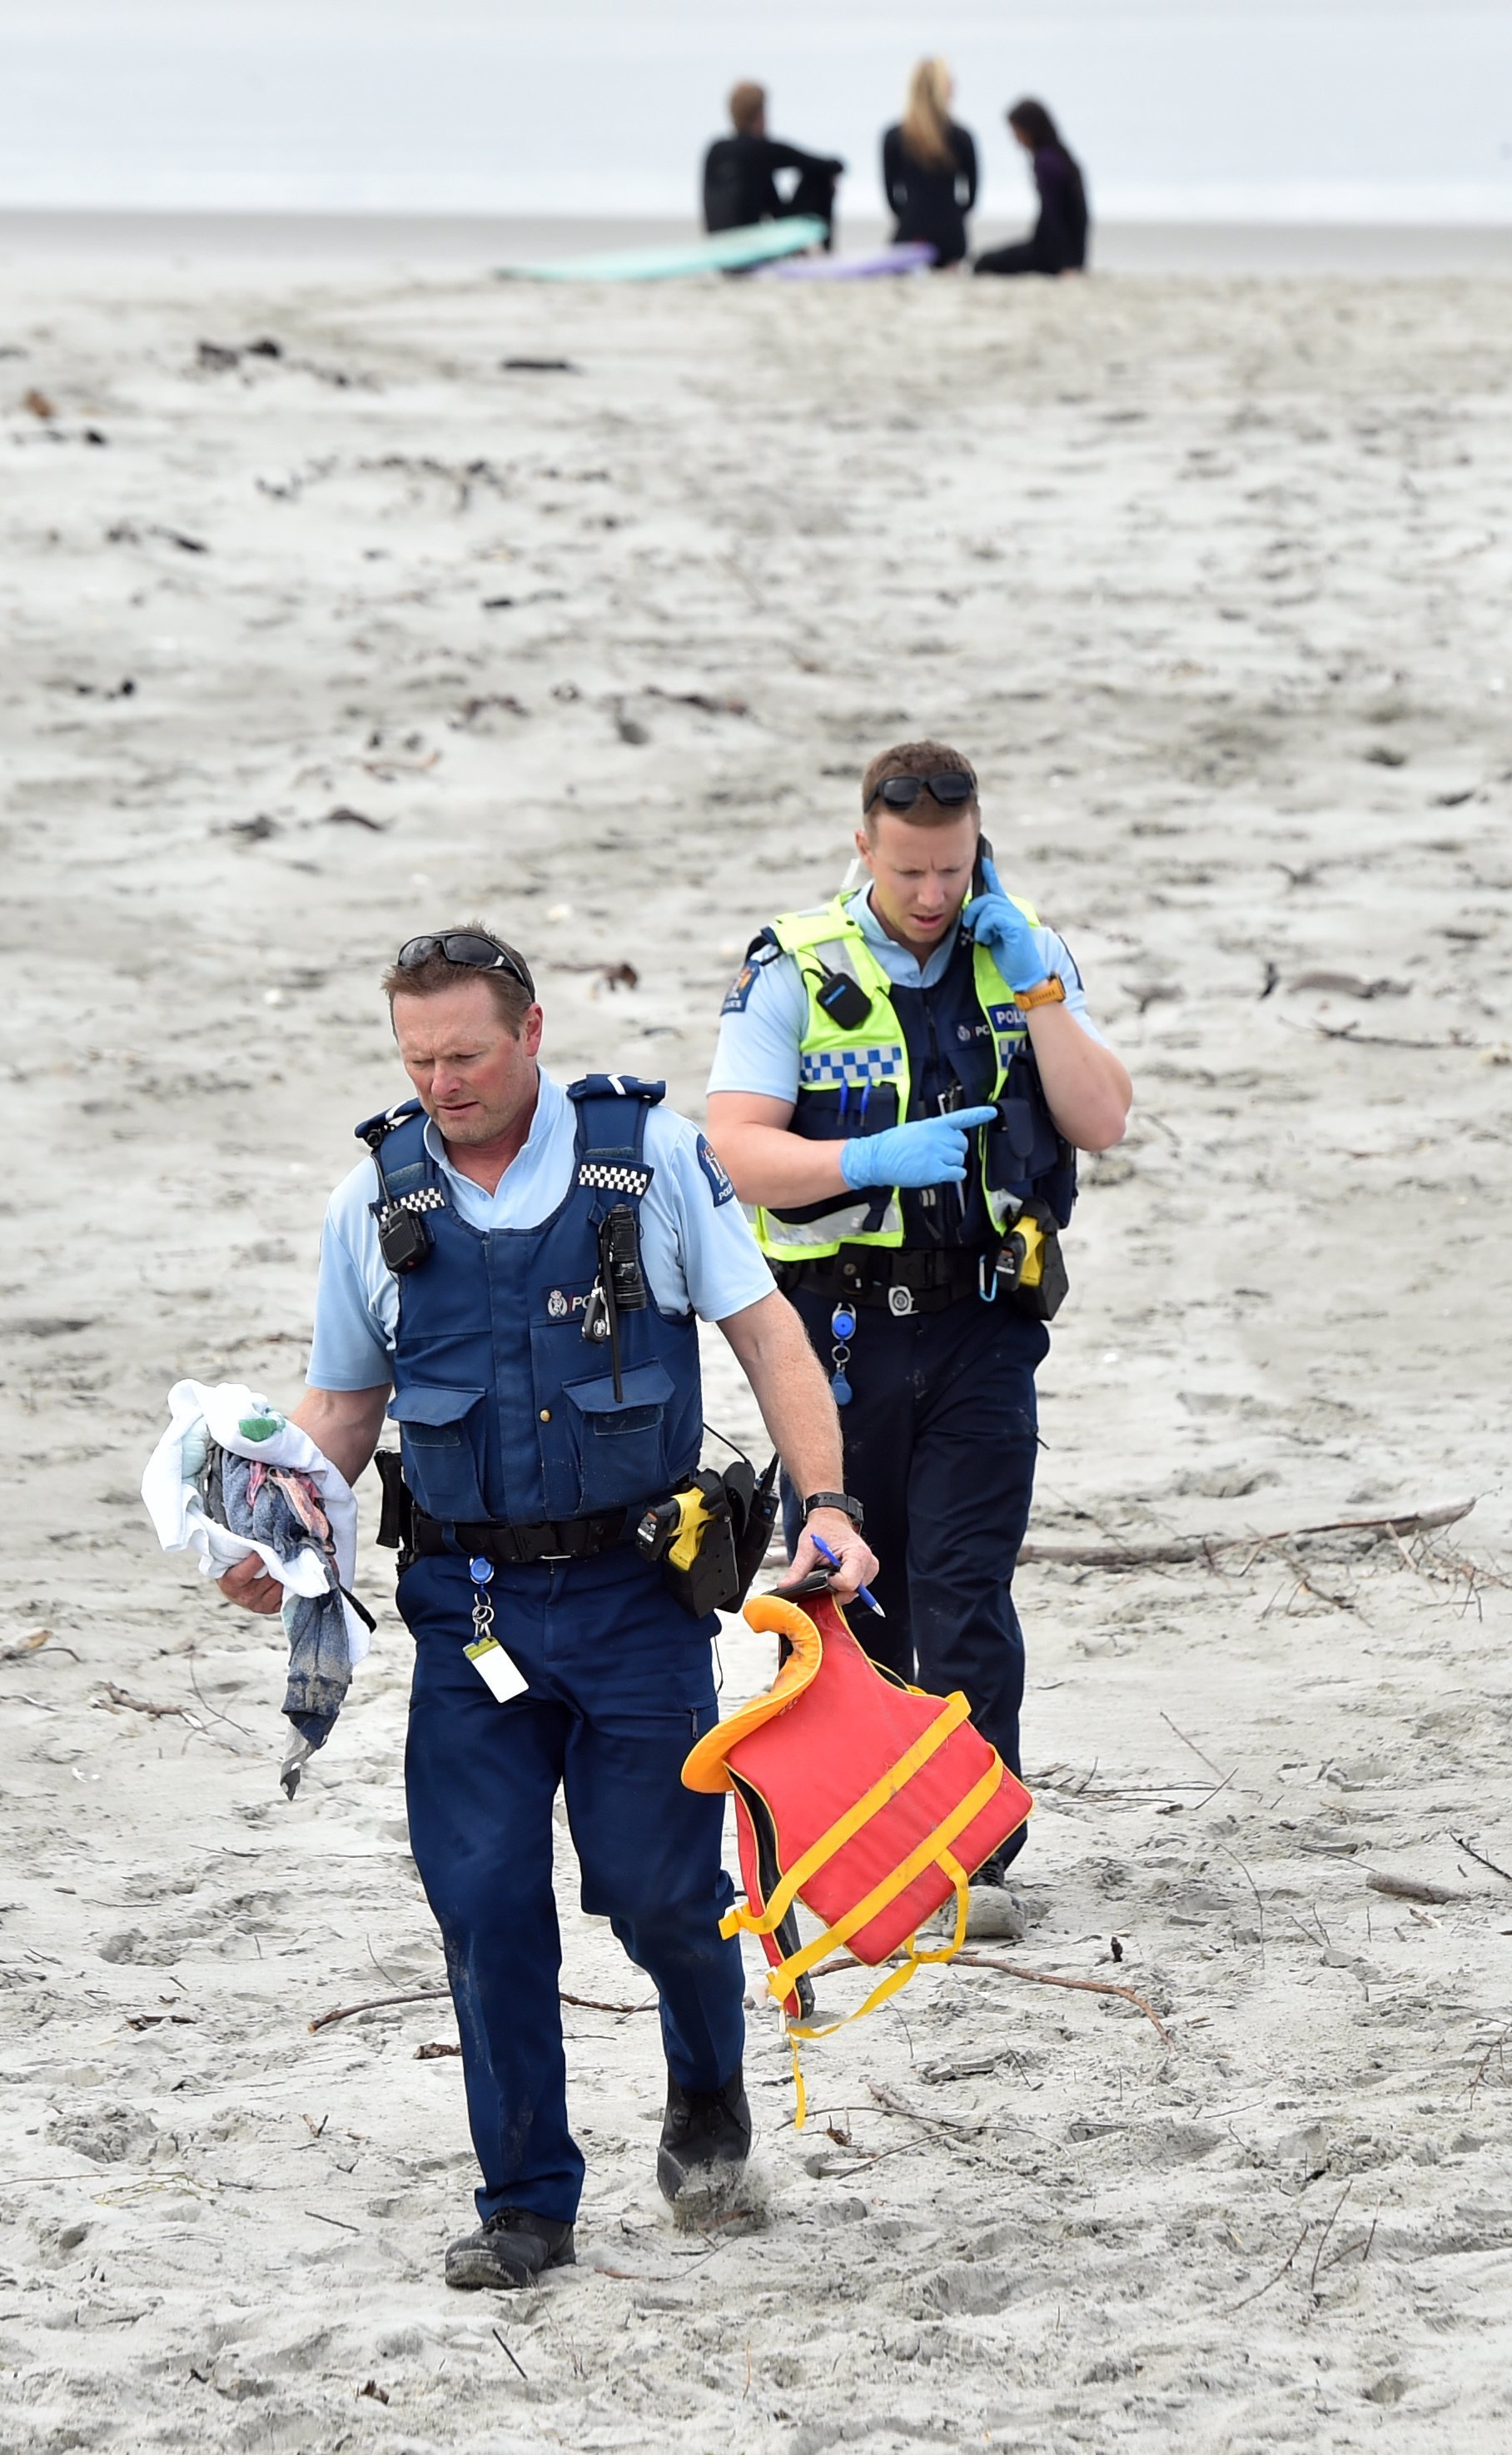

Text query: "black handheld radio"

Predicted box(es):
[813, 963, 871, 1031]
[365, 1121, 434, 1273]
[582, 1203, 649, 1401]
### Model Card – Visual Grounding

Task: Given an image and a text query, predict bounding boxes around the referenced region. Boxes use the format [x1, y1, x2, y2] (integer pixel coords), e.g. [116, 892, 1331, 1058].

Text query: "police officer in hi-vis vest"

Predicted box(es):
[706, 742, 1131, 1916]
[217, 926, 878, 2290]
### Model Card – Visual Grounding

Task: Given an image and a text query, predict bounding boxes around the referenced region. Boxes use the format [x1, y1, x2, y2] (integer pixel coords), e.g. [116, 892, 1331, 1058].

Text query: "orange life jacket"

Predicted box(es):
[683, 1587, 1032, 2120]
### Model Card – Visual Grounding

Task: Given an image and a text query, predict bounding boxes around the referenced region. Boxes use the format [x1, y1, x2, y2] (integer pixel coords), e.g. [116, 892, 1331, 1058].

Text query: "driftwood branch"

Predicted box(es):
[1452, 1835, 1512, 1885]
[952, 1950, 1171, 2044]
[97, 1682, 201, 1723]
[804, 1945, 1170, 2044]
[1018, 1499, 1474, 1571]
[310, 1984, 654, 2034]
[310, 1986, 448, 2032]
[0, 1626, 79, 1666]
[1365, 1871, 1461, 1905]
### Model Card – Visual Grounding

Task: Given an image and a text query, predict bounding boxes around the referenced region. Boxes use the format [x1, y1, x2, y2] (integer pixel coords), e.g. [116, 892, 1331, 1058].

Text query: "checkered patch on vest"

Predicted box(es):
[577, 1160, 654, 1197]
[379, 1188, 445, 1221]
[798, 1046, 903, 1089]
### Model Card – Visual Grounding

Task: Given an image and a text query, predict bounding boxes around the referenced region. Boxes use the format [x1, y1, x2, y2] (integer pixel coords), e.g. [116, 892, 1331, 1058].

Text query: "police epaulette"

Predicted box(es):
[355, 1097, 425, 1147]
[566, 1074, 666, 1105]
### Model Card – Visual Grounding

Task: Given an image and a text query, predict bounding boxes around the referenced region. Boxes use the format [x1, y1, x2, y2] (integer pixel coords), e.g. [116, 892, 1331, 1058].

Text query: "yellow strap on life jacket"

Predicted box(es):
[718, 1690, 973, 1945]
[758, 1757, 1006, 1998]
[783, 1849, 972, 2129]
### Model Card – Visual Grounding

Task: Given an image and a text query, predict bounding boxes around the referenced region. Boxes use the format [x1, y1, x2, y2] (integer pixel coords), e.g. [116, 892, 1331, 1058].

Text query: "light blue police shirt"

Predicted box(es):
[707, 885, 1105, 1103]
[307, 1068, 775, 1392]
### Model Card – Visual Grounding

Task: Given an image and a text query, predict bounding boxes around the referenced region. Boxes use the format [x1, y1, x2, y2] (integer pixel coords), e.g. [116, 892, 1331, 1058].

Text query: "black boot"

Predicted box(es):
[657, 2067, 752, 2207]
[445, 2205, 576, 2291]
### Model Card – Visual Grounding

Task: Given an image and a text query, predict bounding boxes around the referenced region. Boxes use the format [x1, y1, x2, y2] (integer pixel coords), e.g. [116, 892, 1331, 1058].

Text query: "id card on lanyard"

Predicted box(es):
[464, 1557, 529, 1703]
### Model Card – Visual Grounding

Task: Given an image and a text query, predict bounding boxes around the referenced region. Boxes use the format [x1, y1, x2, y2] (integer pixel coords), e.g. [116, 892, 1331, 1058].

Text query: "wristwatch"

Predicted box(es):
[1015, 975, 1066, 1010]
[802, 1491, 865, 1531]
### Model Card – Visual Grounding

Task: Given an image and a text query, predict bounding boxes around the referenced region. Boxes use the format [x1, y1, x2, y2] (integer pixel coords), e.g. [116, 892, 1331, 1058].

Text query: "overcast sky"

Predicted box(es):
[1, 2, 1509, 220]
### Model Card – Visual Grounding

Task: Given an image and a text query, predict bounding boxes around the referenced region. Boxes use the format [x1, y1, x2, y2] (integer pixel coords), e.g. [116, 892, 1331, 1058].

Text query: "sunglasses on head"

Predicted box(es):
[863, 770, 977, 814]
[395, 932, 536, 998]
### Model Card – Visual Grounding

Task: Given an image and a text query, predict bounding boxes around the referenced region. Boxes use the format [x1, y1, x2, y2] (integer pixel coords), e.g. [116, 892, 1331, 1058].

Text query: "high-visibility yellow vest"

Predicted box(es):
[751, 894, 1042, 1266]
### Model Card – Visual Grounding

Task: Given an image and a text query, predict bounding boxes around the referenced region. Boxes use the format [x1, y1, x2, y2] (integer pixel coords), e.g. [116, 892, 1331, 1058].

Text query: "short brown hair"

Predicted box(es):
[729, 81, 766, 134]
[859, 739, 979, 834]
[381, 921, 535, 1035]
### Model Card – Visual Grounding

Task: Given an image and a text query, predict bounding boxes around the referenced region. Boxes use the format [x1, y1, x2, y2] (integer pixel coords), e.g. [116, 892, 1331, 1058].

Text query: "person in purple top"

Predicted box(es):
[974, 99, 1089, 278]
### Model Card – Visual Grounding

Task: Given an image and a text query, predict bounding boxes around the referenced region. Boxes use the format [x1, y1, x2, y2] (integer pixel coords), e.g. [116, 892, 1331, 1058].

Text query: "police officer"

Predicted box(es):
[706, 743, 1131, 1913]
[217, 925, 878, 2289]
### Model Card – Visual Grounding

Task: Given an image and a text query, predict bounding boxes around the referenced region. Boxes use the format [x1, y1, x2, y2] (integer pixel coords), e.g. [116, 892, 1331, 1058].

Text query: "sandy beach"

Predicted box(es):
[2, 226, 1511, 2452]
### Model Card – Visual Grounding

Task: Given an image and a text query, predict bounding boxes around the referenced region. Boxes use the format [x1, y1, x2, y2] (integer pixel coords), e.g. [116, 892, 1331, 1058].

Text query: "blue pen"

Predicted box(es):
[808, 1532, 886, 1620]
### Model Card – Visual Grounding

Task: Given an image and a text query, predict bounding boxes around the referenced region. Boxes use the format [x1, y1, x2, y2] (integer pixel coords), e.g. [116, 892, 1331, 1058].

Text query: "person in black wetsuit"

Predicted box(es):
[881, 58, 977, 270]
[974, 99, 1090, 277]
[702, 81, 844, 251]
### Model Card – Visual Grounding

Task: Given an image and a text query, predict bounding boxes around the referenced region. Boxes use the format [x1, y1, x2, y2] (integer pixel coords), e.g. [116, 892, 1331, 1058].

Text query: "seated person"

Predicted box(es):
[702, 81, 844, 248]
[974, 98, 1089, 276]
[882, 58, 978, 270]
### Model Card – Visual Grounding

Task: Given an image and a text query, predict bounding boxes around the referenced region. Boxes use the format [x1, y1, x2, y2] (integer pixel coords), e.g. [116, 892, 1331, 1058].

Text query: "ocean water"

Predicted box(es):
[0, 0, 1509, 224]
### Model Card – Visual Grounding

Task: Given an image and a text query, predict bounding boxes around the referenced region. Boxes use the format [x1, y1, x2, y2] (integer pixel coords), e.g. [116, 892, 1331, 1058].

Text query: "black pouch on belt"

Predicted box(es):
[634, 1455, 779, 1620]
[373, 1449, 417, 1566]
[995, 1198, 1070, 1321]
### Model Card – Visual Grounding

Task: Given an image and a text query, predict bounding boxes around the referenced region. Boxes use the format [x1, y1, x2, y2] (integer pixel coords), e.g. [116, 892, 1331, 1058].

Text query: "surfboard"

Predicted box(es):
[497, 217, 828, 284]
[759, 242, 938, 281]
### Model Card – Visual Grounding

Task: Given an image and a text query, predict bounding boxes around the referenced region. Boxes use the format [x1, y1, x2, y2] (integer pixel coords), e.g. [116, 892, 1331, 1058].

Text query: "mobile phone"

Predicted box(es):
[970, 832, 995, 902]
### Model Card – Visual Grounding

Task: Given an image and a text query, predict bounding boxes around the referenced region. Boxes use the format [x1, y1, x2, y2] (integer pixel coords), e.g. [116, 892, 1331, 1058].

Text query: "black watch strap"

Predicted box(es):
[802, 1491, 864, 1532]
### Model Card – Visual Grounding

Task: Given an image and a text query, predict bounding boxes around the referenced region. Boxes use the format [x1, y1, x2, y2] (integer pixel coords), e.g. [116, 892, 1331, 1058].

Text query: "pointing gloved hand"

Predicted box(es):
[962, 854, 1049, 995]
[840, 1108, 1000, 1191]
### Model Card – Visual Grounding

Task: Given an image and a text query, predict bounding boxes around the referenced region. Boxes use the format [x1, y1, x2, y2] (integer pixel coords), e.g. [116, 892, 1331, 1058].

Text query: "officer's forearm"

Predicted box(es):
[705, 1095, 850, 1209]
[291, 1384, 392, 1488]
[1026, 1008, 1132, 1152]
[717, 1292, 844, 1494]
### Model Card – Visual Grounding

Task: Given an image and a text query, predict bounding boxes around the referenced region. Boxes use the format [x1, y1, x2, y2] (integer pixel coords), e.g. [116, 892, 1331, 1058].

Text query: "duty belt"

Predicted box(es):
[773, 1243, 998, 1315]
[410, 1506, 633, 1566]
[374, 1452, 642, 1569]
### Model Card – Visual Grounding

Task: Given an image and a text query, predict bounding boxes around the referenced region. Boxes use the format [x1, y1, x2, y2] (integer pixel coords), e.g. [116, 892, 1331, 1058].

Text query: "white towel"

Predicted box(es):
[140, 1379, 369, 1666]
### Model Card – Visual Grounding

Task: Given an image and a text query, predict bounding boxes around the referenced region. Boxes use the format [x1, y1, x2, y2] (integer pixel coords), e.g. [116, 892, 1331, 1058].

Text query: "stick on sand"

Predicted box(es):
[1017, 1498, 1474, 1570]
[310, 1985, 654, 2034]
[804, 1949, 1170, 2045]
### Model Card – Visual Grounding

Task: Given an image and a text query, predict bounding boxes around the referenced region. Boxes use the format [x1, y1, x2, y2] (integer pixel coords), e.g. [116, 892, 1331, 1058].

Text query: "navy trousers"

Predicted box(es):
[785, 1287, 1047, 1842]
[399, 1548, 746, 2226]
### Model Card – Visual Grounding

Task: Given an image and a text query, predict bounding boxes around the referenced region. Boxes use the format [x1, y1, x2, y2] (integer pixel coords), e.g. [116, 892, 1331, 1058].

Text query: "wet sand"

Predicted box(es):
[5, 206, 1511, 273]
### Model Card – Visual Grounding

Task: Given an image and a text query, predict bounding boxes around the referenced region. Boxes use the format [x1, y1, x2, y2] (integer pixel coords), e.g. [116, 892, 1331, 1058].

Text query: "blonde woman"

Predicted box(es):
[882, 58, 977, 266]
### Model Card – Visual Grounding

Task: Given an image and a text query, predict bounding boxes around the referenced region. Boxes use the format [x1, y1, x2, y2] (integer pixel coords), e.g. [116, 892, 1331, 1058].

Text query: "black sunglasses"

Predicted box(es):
[863, 770, 977, 814]
[395, 931, 535, 998]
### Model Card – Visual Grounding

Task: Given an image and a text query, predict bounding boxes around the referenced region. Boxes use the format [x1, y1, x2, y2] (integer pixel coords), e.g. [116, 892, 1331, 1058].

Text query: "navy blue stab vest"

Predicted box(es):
[358, 1076, 703, 1527]
[782, 925, 1076, 1247]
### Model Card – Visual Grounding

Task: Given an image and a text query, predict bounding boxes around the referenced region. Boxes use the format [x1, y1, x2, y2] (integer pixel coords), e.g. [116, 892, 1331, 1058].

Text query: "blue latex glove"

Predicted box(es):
[840, 1107, 999, 1191]
[962, 854, 1048, 995]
